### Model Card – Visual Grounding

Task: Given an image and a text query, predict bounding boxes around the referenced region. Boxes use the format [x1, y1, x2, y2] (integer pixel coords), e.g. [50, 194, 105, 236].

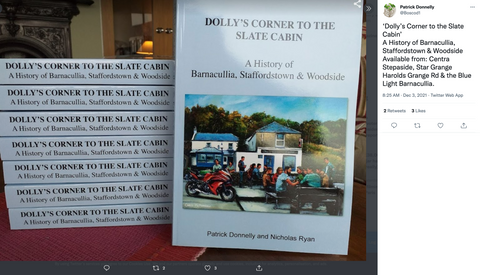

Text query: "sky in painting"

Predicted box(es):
[185, 94, 347, 123]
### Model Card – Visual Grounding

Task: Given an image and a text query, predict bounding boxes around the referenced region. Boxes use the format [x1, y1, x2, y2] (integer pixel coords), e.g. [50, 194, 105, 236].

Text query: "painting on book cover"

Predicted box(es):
[182, 94, 347, 216]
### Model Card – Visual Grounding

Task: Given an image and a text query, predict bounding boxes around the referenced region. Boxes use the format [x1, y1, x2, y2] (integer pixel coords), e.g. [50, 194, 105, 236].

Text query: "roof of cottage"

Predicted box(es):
[255, 122, 301, 134]
[193, 133, 239, 142]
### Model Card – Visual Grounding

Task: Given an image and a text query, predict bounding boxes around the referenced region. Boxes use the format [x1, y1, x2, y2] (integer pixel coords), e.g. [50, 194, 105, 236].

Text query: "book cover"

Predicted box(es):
[5, 181, 172, 208]
[0, 111, 173, 136]
[8, 202, 172, 230]
[3, 158, 172, 184]
[0, 85, 174, 110]
[173, 0, 362, 254]
[0, 136, 173, 160]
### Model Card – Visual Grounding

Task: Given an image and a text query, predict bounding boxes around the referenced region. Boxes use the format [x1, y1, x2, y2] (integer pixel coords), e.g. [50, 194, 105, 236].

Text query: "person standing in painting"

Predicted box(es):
[212, 159, 222, 172]
[324, 157, 335, 185]
[238, 156, 246, 187]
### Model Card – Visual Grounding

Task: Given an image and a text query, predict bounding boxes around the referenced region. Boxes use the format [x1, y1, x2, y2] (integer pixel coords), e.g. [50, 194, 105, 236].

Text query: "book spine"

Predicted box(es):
[8, 202, 172, 229]
[0, 136, 173, 160]
[0, 86, 174, 110]
[5, 181, 172, 208]
[0, 111, 174, 136]
[3, 158, 173, 184]
[0, 60, 175, 85]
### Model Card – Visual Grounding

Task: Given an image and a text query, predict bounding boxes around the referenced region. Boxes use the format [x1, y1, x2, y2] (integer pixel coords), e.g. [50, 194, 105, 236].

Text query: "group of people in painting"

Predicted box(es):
[235, 156, 263, 188]
[268, 158, 336, 212]
[234, 156, 335, 191]
[263, 158, 335, 192]
[212, 156, 336, 193]
[209, 157, 336, 211]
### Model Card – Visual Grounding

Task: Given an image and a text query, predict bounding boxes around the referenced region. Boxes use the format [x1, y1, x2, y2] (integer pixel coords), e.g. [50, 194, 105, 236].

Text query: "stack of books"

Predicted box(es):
[0, 59, 175, 229]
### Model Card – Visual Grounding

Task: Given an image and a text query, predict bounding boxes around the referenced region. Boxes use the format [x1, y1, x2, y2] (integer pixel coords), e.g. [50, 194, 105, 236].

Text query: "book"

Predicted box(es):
[0, 111, 174, 136]
[3, 158, 173, 184]
[173, 0, 362, 254]
[5, 181, 172, 208]
[0, 136, 173, 160]
[0, 59, 174, 85]
[8, 202, 172, 230]
[0, 85, 174, 110]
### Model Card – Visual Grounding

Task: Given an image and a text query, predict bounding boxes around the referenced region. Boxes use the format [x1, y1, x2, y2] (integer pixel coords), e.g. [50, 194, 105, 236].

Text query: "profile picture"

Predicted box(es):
[384, 3, 396, 17]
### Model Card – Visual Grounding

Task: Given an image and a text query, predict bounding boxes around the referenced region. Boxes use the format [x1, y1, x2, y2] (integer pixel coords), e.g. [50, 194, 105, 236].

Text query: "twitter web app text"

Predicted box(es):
[377, 1, 479, 274]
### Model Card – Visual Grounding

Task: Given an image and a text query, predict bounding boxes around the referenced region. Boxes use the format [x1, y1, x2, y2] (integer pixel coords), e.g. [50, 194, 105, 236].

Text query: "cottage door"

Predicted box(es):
[264, 155, 275, 170]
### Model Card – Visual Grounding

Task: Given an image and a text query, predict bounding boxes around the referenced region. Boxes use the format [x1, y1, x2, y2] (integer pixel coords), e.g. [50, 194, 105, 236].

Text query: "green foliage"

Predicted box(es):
[185, 105, 346, 149]
[322, 119, 347, 148]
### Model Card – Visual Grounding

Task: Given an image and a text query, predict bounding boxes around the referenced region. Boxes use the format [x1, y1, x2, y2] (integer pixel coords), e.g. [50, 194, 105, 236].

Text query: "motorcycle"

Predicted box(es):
[184, 169, 237, 202]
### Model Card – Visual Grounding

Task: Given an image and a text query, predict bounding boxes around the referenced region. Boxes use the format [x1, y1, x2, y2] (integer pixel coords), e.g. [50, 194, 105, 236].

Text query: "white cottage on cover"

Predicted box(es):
[190, 127, 239, 169]
[240, 122, 302, 172]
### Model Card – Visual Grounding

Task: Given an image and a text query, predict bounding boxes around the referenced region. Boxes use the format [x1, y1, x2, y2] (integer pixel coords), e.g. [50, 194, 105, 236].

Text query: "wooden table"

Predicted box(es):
[198, 182, 366, 261]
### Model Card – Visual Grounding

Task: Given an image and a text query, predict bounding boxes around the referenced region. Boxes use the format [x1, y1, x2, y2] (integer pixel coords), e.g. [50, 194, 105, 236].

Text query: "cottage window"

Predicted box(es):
[228, 143, 233, 150]
[197, 154, 206, 163]
[276, 134, 285, 147]
[206, 154, 214, 163]
[283, 156, 296, 171]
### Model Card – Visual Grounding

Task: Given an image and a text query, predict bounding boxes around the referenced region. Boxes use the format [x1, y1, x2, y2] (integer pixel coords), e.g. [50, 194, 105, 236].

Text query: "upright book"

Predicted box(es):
[173, 0, 363, 254]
